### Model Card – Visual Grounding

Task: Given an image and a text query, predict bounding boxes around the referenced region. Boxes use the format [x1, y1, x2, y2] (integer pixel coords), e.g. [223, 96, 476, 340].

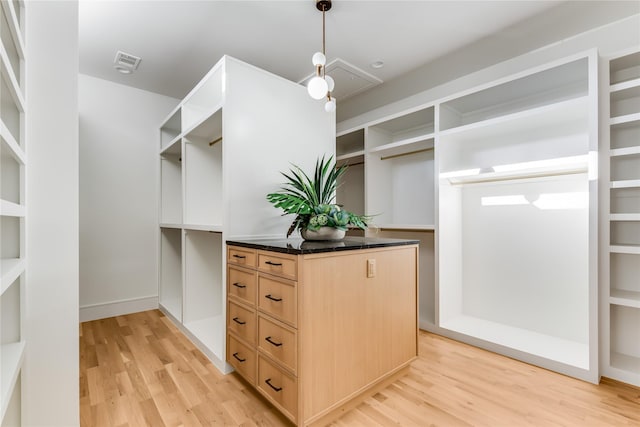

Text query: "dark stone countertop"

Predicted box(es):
[226, 236, 419, 255]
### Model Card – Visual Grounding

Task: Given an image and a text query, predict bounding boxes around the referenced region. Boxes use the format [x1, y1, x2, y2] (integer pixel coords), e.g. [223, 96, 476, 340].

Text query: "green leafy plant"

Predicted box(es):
[267, 155, 369, 237]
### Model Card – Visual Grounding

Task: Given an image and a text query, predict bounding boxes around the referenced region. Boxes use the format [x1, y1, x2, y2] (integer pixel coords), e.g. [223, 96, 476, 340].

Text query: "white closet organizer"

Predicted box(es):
[602, 49, 640, 387]
[437, 52, 598, 382]
[158, 56, 334, 373]
[1, 0, 26, 424]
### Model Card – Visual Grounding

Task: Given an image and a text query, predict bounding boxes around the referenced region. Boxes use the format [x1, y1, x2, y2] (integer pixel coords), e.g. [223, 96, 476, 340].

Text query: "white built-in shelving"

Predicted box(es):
[602, 49, 640, 387]
[158, 55, 334, 373]
[1, 0, 25, 424]
[337, 50, 601, 383]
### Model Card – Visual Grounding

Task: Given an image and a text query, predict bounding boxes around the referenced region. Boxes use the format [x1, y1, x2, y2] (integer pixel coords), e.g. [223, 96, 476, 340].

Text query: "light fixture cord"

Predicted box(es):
[322, 4, 326, 78]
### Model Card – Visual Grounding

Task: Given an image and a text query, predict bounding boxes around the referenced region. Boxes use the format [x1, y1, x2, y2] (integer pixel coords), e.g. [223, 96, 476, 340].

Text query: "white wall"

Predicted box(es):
[24, 2, 79, 425]
[79, 74, 179, 321]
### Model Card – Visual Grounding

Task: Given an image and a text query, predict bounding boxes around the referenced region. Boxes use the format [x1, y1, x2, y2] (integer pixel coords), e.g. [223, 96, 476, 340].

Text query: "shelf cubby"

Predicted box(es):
[367, 147, 434, 228]
[1, 4, 22, 91]
[1, 140, 20, 207]
[182, 63, 223, 131]
[0, 76, 22, 148]
[610, 252, 640, 307]
[1, 259, 23, 295]
[440, 57, 588, 131]
[610, 220, 640, 247]
[183, 230, 224, 359]
[336, 128, 364, 158]
[160, 107, 181, 153]
[160, 152, 182, 225]
[367, 106, 434, 149]
[183, 108, 223, 228]
[1, 371, 21, 426]
[336, 155, 364, 219]
[159, 228, 182, 321]
[610, 305, 640, 375]
[610, 51, 640, 85]
[610, 83, 640, 119]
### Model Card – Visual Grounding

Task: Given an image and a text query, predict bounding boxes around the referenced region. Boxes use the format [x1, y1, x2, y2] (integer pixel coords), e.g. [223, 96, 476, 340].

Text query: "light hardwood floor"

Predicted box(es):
[80, 310, 640, 426]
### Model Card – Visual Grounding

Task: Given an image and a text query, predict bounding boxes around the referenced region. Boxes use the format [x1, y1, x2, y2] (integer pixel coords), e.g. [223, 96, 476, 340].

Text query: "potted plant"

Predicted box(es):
[267, 155, 369, 240]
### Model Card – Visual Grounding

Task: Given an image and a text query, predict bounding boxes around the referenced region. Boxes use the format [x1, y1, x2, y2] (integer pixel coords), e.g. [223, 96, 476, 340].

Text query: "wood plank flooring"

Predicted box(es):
[80, 310, 640, 426]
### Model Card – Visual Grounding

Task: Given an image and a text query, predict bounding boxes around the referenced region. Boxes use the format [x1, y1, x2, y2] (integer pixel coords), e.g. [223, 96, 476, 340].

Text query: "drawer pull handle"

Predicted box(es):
[232, 317, 246, 325]
[265, 378, 282, 392]
[232, 282, 247, 289]
[265, 336, 283, 347]
[265, 260, 283, 266]
[265, 294, 282, 302]
[233, 254, 246, 259]
[232, 352, 246, 362]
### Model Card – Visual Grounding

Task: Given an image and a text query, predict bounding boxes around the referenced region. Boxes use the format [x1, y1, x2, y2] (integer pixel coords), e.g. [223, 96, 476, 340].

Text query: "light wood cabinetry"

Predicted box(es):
[601, 49, 640, 387]
[226, 239, 418, 426]
[1, 1, 25, 424]
[157, 55, 334, 374]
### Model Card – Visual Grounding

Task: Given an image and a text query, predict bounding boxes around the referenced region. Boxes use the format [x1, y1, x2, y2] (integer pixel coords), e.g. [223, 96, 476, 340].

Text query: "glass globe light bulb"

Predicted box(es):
[325, 75, 335, 92]
[312, 52, 326, 66]
[307, 76, 328, 100]
[325, 98, 336, 112]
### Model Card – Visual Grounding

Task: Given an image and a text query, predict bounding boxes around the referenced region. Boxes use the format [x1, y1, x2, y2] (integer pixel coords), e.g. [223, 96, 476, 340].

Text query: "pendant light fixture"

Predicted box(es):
[307, 0, 336, 112]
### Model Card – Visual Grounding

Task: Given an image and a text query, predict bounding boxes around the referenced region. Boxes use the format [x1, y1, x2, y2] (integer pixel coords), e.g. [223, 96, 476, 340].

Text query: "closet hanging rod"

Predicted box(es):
[209, 137, 222, 146]
[380, 147, 433, 161]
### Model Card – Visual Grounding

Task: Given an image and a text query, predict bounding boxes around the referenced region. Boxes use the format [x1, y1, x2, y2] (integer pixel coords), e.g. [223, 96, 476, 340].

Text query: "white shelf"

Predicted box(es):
[1, 341, 26, 421]
[0, 1, 25, 59]
[184, 315, 224, 359]
[160, 135, 181, 156]
[610, 244, 640, 255]
[182, 223, 223, 232]
[0, 119, 25, 164]
[336, 150, 364, 162]
[369, 135, 434, 159]
[610, 213, 640, 221]
[159, 223, 182, 230]
[0, 43, 25, 112]
[610, 112, 640, 126]
[610, 352, 640, 376]
[610, 77, 640, 93]
[610, 290, 640, 308]
[610, 146, 640, 157]
[183, 105, 223, 141]
[374, 224, 435, 231]
[610, 179, 640, 189]
[0, 200, 25, 217]
[442, 155, 588, 185]
[441, 315, 589, 369]
[440, 96, 587, 143]
[1, 258, 24, 295]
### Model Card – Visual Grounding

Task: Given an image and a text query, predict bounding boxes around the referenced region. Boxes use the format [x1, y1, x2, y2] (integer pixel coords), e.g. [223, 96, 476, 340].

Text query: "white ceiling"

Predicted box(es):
[79, 0, 563, 101]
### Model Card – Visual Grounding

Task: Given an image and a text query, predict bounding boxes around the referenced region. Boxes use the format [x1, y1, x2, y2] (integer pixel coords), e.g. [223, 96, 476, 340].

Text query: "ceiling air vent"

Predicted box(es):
[113, 50, 142, 74]
[299, 58, 383, 101]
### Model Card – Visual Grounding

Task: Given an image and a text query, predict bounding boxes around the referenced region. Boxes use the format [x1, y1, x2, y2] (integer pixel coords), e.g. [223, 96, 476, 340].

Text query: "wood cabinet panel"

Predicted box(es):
[258, 315, 297, 374]
[258, 251, 297, 280]
[227, 300, 256, 346]
[227, 265, 257, 307]
[257, 355, 298, 421]
[227, 333, 256, 385]
[228, 247, 257, 268]
[257, 274, 297, 327]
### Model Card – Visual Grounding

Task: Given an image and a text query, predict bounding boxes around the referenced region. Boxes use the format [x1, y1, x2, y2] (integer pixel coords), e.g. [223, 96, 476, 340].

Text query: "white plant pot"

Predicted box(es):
[301, 227, 346, 241]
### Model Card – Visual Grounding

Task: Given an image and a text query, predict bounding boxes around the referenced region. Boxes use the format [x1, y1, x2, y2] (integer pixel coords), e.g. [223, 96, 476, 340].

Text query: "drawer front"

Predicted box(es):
[258, 355, 297, 421]
[228, 334, 256, 385]
[258, 274, 297, 327]
[228, 266, 257, 307]
[228, 246, 257, 268]
[258, 315, 297, 374]
[228, 300, 256, 345]
[258, 251, 297, 280]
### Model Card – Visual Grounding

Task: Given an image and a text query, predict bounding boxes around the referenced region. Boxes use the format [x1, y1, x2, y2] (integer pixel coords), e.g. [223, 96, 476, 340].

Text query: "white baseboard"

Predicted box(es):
[79, 295, 158, 322]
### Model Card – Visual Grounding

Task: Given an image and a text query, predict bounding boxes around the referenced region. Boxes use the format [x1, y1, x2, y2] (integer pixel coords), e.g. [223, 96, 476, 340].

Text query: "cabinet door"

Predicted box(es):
[299, 246, 418, 419]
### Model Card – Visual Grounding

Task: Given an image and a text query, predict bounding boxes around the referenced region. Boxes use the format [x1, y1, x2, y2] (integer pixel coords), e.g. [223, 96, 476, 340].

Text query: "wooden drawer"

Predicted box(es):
[228, 265, 257, 307]
[258, 355, 297, 422]
[228, 300, 256, 345]
[258, 251, 297, 280]
[228, 246, 257, 268]
[228, 333, 256, 385]
[258, 315, 297, 374]
[258, 274, 297, 327]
